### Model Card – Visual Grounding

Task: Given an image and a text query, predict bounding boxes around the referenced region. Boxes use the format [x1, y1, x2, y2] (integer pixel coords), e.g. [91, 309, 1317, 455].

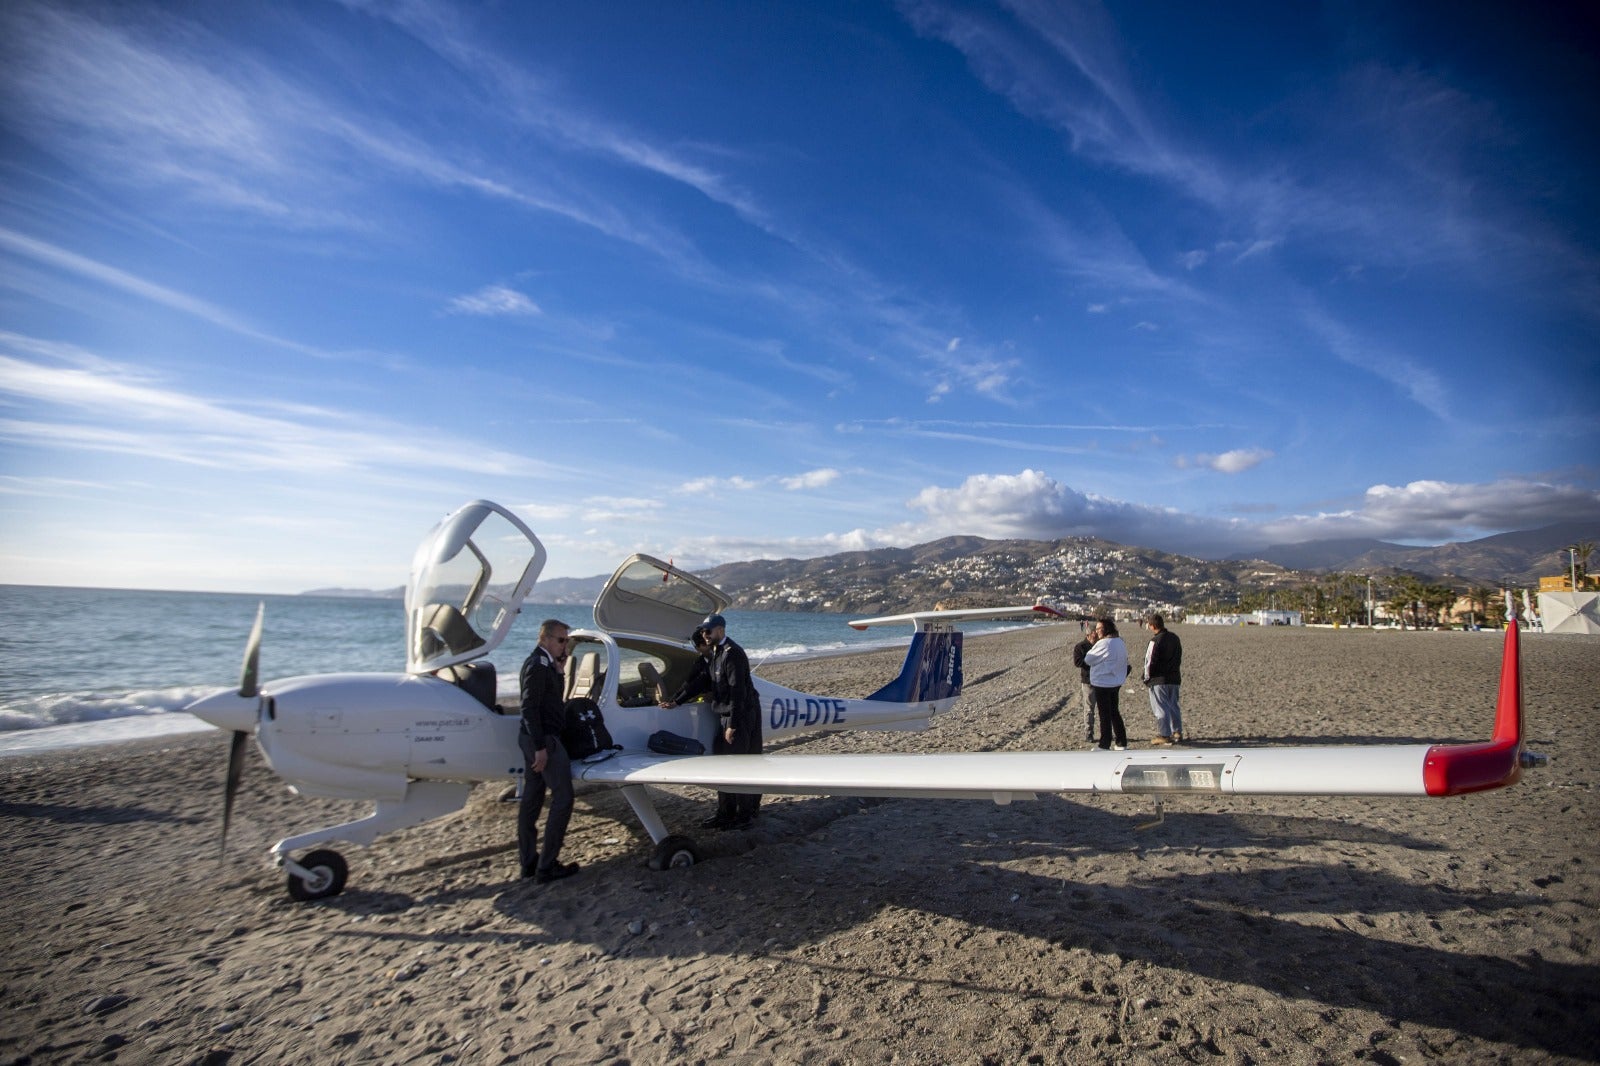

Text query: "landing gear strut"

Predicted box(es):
[621, 784, 705, 871]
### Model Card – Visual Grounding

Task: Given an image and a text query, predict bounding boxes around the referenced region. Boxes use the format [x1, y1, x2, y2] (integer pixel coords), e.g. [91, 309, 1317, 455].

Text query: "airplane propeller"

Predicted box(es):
[220, 603, 265, 858]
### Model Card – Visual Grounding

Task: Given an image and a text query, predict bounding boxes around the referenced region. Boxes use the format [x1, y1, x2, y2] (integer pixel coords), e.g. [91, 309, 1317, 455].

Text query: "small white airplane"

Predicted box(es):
[188, 500, 1543, 901]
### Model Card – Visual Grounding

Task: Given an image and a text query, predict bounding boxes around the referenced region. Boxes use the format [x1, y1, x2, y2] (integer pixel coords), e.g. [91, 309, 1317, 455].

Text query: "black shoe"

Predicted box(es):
[521, 864, 538, 880]
[533, 861, 580, 884]
[700, 814, 733, 830]
[721, 816, 755, 831]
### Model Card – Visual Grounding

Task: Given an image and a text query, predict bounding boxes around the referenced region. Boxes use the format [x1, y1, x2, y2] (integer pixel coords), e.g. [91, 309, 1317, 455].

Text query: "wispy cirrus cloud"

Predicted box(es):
[900, 0, 1230, 202]
[339, 0, 774, 230]
[0, 338, 546, 477]
[902, 0, 1590, 320]
[0, 1, 695, 259]
[680, 469, 843, 495]
[0, 228, 337, 358]
[447, 285, 541, 317]
[1300, 301, 1451, 420]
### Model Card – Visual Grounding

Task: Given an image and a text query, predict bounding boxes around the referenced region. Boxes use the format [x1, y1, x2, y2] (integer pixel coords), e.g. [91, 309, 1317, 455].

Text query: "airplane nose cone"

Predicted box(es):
[187, 688, 261, 733]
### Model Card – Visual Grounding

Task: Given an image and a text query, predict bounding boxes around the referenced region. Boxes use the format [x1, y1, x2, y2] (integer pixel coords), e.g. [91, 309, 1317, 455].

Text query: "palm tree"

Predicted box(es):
[1388, 576, 1426, 629]
[1466, 586, 1503, 628]
[1424, 582, 1459, 628]
[1329, 572, 1365, 625]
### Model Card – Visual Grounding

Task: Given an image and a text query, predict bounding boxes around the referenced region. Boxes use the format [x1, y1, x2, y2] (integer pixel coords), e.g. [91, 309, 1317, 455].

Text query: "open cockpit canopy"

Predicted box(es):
[405, 500, 546, 674]
[593, 554, 730, 643]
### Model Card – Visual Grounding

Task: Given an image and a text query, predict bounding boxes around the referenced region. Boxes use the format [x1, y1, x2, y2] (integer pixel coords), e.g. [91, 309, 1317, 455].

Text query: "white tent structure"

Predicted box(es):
[1537, 591, 1600, 635]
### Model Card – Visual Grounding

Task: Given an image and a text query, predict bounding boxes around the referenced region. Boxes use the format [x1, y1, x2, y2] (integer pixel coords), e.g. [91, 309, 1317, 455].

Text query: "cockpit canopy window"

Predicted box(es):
[406, 501, 545, 674]
[592, 554, 730, 643]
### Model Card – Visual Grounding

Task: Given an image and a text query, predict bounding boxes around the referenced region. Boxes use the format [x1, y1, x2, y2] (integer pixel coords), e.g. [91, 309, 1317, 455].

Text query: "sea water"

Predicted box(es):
[0, 585, 1030, 752]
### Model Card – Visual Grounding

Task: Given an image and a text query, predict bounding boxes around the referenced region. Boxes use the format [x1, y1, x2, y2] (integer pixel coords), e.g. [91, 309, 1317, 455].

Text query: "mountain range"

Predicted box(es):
[1230, 521, 1597, 581]
[308, 521, 1596, 615]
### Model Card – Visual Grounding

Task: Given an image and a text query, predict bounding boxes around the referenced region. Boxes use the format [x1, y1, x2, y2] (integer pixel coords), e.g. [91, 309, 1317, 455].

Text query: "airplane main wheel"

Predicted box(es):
[648, 835, 700, 871]
[286, 849, 348, 901]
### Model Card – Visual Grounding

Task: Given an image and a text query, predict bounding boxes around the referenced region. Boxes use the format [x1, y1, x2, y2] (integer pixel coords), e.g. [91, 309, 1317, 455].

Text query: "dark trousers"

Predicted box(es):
[518, 733, 574, 873]
[1092, 686, 1127, 749]
[714, 721, 762, 821]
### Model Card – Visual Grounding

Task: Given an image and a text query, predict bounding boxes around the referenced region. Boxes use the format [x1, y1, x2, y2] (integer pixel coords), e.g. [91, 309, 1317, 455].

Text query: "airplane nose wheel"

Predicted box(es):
[286, 849, 349, 901]
[648, 835, 700, 871]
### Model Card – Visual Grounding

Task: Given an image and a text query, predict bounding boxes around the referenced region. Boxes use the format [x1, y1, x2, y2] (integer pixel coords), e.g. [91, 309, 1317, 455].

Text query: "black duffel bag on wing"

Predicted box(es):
[647, 729, 706, 756]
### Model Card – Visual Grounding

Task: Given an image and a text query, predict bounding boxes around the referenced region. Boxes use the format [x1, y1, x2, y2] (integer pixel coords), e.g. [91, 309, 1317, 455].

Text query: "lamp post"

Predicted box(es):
[1366, 575, 1374, 628]
[1571, 547, 1580, 591]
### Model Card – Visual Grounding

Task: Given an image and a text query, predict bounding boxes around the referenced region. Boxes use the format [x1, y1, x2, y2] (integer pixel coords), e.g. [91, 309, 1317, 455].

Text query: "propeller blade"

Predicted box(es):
[239, 602, 264, 698]
[221, 728, 248, 859]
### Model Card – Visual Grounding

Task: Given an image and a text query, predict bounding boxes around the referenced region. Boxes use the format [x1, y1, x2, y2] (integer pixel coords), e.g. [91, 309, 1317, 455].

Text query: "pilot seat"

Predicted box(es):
[434, 660, 499, 711]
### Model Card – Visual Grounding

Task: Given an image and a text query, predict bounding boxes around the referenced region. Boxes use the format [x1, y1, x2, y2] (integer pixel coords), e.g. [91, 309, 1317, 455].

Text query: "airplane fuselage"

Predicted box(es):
[237, 626, 960, 803]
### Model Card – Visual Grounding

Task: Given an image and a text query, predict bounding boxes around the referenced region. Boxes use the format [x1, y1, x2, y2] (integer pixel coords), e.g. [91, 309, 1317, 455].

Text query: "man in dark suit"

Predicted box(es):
[518, 618, 580, 883]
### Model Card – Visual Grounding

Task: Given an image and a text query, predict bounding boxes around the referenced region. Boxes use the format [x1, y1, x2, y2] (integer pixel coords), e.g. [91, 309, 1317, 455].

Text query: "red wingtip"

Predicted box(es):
[1422, 620, 1524, 796]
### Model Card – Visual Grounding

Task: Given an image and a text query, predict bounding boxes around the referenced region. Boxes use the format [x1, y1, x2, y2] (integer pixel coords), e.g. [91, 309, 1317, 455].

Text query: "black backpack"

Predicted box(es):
[647, 729, 706, 756]
[561, 697, 620, 760]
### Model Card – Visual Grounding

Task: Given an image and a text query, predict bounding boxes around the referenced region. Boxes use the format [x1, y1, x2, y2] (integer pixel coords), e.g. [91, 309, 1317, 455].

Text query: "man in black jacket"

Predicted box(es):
[1142, 613, 1184, 744]
[518, 618, 579, 883]
[663, 613, 763, 830]
[1070, 623, 1096, 743]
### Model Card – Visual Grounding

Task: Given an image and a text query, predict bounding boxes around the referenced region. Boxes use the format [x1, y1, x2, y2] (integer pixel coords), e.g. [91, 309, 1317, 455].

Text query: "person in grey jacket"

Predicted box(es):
[1142, 613, 1184, 744]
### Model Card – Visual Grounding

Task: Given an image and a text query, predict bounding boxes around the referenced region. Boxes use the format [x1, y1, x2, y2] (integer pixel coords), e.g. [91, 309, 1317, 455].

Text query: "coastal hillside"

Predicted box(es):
[699, 537, 1293, 616]
[309, 521, 1596, 616]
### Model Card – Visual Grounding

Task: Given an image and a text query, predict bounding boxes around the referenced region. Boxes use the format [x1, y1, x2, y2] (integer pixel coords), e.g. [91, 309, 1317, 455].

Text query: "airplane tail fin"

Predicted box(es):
[1422, 607, 1528, 796]
[847, 605, 1060, 707]
[864, 629, 963, 704]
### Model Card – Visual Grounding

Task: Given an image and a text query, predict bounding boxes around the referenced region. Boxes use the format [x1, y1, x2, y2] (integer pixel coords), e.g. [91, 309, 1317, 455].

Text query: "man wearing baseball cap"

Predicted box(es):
[661, 613, 763, 829]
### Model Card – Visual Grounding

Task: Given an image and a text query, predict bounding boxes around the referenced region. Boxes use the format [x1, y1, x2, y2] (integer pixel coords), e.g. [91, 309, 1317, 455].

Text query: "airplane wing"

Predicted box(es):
[577, 617, 1532, 800]
[849, 604, 1066, 630]
[575, 741, 1514, 800]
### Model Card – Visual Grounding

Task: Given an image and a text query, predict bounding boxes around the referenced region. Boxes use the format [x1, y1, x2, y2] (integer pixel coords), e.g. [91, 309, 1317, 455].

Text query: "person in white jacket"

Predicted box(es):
[1082, 618, 1129, 750]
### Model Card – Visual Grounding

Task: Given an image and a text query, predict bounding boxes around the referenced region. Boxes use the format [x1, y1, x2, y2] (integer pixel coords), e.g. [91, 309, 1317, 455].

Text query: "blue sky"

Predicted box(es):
[2, 0, 1597, 593]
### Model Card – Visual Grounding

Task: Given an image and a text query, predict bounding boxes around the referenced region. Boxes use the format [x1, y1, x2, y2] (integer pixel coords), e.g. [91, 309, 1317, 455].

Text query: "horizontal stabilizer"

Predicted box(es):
[848, 604, 1065, 631]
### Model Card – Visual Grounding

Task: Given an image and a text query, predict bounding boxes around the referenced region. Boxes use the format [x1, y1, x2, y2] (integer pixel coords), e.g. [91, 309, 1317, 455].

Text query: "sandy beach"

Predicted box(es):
[1, 623, 1596, 1064]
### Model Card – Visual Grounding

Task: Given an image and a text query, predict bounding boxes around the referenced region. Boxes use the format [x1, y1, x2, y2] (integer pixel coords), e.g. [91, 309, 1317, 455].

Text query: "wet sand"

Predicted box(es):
[1, 624, 1596, 1064]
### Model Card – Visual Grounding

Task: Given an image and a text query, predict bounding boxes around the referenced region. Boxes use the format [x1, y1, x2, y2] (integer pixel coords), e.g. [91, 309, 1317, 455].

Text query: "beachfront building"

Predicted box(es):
[1252, 609, 1303, 626]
